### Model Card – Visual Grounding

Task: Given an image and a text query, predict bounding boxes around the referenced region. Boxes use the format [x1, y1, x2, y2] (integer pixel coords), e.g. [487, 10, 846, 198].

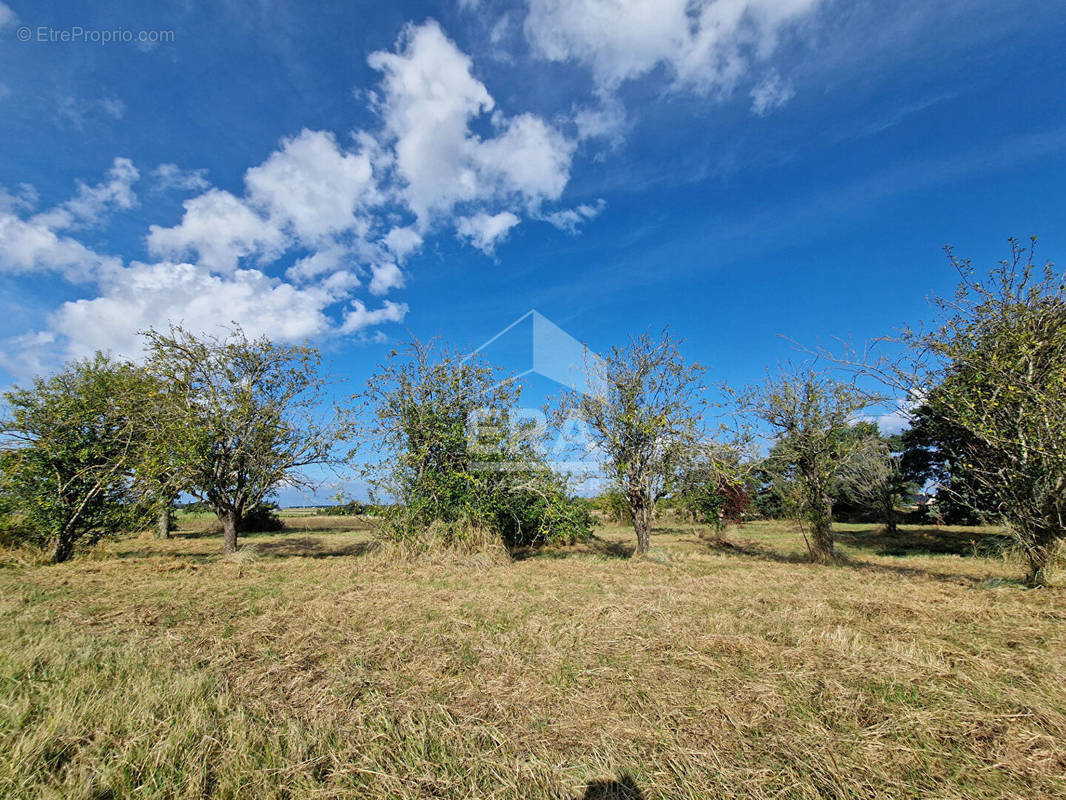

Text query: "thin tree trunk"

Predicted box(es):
[629, 490, 651, 556]
[49, 534, 75, 564]
[221, 509, 239, 554]
[1024, 526, 1060, 587]
[807, 493, 835, 564]
[883, 496, 898, 536]
[156, 506, 171, 539]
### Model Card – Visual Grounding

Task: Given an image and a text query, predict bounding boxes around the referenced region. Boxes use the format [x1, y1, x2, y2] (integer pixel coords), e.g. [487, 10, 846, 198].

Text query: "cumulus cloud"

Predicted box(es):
[369, 262, 405, 295]
[457, 211, 520, 253]
[368, 20, 573, 224]
[33, 158, 139, 231]
[341, 299, 409, 333]
[51, 261, 341, 361]
[383, 225, 423, 261]
[2, 18, 591, 377]
[525, 0, 821, 101]
[245, 129, 377, 244]
[147, 188, 286, 272]
[0, 160, 136, 280]
[0, 213, 120, 280]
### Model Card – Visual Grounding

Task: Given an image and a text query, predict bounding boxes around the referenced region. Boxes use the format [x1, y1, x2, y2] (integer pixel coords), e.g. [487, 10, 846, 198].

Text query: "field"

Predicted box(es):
[0, 516, 1064, 799]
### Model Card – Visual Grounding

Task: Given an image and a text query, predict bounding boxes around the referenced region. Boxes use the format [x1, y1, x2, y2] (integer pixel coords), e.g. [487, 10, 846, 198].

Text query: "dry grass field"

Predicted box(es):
[0, 516, 1063, 799]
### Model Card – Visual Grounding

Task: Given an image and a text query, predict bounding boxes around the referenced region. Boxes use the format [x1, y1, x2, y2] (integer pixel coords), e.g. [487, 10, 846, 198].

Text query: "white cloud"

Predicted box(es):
[369, 262, 405, 295]
[368, 20, 574, 224]
[543, 199, 605, 233]
[285, 245, 351, 283]
[51, 261, 343, 361]
[147, 188, 286, 272]
[750, 72, 795, 116]
[524, 0, 822, 97]
[341, 299, 409, 333]
[457, 211, 520, 253]
[475, 113, 574, 206]
[383, 225, 423, 260]
[152, 163, 210, 193]
[0, 213, 120, 280]
[245, 129, 377, 245]
[33, 157, 139, 230]
[369, 21, 494, 222]
[1, 18, 599, 377]
[573, 96, 628, 146]
[0, 160, 135, 280]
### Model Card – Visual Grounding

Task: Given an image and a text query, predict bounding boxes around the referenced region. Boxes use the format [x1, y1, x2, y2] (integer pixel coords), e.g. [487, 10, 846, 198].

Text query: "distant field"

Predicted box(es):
[0, 519, 1063, 799]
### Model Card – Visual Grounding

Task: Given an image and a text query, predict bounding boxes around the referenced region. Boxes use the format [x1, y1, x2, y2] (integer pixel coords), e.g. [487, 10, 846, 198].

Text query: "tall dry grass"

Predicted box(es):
[0, 520, 1063, 798]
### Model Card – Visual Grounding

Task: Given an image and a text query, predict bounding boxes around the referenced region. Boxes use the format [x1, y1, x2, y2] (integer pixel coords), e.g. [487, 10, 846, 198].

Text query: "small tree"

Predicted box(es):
[555, 330, 706, 556]
[735, 365, 877, 563]
[839, 429, 910, 535]
[672, 442, 751, 532]
[838, 239, 1066, 584]
[141, 326, 353, 554]
[907, 240, 1066, 585]
[0, 354, 150, 562]
[360, 337, 589, 551]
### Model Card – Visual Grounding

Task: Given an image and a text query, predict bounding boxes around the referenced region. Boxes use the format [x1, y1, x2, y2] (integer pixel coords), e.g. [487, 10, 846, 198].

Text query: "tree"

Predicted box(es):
[735, 365, 877, 563]
[141, 326, 353, 554]
[360, 337, 589, 551]
[672, 442, 751, 532]
[898, 403, 1001, 525]
[902, 239, 1066, 585]
[555, 329, 706, 556]
[839, 428, 910, 535]
[0, 354, 150, 563]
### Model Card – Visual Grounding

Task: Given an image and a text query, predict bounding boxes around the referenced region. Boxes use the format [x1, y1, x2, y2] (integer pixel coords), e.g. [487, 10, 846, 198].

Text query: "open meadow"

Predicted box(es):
[1, 516, 1063, 799]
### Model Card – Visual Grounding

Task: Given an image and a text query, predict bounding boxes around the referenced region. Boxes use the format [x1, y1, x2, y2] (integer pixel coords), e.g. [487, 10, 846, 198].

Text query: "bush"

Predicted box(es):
[492, 486, 593, 549]
[238, 503, 284, 533]
[322, 500, 368, 516]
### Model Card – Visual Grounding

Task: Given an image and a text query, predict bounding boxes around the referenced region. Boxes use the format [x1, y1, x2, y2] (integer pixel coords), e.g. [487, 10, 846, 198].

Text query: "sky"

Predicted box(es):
[1, 0, 1065, 500]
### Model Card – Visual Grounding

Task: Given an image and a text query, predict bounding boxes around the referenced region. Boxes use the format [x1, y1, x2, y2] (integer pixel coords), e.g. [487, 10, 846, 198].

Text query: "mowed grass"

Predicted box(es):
[0, 517, 1064, 799]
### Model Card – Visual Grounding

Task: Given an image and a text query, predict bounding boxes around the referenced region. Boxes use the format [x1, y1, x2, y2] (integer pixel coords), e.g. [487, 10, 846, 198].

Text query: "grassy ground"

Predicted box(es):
[0, 518, 1063, 799]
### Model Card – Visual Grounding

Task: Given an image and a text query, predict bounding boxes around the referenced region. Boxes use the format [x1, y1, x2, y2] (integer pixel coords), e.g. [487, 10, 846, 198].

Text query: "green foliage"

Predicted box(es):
[360, 338, 590, 552]
[239, 502, 284, 533]
[553, 329, 706, 555]
[140, 326, 354, 553]
[588, 489, 630, 523]
[736, 365, 880, 563]
[0, 354, 152, 562]
[898, 404, 998, 525]
[322, 501, 368, 517]
[907, 239, 1066, 584]
[672, 444, 751, 530]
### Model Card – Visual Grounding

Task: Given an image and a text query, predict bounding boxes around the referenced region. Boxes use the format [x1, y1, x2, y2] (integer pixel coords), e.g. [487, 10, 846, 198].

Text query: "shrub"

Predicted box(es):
[238, 503, 284, 533]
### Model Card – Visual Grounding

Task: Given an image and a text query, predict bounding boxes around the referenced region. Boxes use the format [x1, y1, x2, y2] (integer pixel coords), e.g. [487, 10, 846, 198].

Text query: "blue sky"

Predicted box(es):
[2, 1, 1065, 452]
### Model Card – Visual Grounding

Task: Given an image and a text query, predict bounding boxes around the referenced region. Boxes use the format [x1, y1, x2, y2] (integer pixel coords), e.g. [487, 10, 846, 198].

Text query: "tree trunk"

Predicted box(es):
[883, 497, 898, 536]
[1023, 526, 1060, 588]
[221, 509, 239, 554]
[156, 506, 172, 539]
[629, 490, 651, 557]
[806, 493, 835, 564]
[49, 533, 75, 564]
